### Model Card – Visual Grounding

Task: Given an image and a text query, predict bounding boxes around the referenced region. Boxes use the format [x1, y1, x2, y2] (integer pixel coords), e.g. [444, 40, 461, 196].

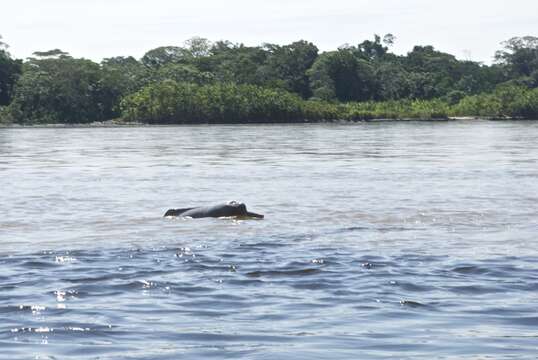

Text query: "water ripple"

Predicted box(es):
[2, 123, 538, 359]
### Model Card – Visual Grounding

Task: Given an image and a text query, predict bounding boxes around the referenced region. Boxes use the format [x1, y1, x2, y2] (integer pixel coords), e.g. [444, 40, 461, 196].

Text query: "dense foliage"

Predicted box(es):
[5, 56, 106, 124]
[0, 36, 22, 107]
[1, 34, 537, 124]
[121, 81, 305, 123]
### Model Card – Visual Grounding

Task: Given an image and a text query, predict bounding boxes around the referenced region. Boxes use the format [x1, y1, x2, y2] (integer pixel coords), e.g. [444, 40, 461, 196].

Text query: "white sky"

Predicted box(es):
[1, 0, 537, 63]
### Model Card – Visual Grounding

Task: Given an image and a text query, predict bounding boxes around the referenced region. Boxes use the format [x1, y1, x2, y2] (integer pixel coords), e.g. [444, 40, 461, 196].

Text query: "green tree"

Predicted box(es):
[184, 36, 213, 58]
[141, 46, 192, 69]
[262, 40, 318, 98]
[32, 49, 71, 59]
[0, 36, 22, 106]
[403, 46, 462, 98]
[374, 61, 411, 100]
[99, 56, 149, 119]
[495, 36, 538, 81]
[383, 34, 396, 47]
[356, 34, 389, 61]
[208, 42, 269, 84]
[308, 50, 376, 102]
[6, 57, 106, 123]
[153, 63, 215, 85]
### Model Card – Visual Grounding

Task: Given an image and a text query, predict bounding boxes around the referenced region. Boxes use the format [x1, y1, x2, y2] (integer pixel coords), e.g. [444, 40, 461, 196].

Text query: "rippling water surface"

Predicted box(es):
[1, 121, 538, 359]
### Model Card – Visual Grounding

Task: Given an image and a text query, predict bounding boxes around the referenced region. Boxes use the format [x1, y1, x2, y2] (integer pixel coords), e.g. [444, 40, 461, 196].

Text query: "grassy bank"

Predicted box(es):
[2, 82, 537, 125]
[119, 81, 538, 124]
[119, 82, 452, 124]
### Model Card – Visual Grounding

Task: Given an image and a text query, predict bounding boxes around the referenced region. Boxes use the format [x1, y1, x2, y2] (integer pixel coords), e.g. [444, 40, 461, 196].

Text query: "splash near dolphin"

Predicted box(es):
[164, 201, 264, 219]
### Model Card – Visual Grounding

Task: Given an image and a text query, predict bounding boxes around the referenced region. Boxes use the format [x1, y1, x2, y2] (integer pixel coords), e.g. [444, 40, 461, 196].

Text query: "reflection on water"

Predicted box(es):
[1, 121, 538, 359]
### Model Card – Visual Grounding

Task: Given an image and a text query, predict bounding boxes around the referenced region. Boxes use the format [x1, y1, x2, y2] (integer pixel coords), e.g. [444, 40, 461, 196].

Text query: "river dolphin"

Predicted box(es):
[164, 201, 264, 219]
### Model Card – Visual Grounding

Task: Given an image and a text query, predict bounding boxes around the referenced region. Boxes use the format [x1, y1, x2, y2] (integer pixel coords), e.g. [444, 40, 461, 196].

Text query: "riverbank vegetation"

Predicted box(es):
[1, 35, 537, 124]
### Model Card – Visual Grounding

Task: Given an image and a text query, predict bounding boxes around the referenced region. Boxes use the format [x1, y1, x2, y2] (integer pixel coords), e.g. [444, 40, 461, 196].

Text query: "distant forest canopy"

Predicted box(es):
[1, 34, 537, 124]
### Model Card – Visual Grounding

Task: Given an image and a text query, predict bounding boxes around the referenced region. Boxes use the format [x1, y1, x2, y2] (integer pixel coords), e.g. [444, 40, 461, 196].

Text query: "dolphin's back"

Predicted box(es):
[164, 202, 262, 219]
[180, 203, 239, 218]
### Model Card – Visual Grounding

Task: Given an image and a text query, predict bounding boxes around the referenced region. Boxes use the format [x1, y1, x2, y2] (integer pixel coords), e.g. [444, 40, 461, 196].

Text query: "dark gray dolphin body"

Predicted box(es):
[164, 201, 264, 219]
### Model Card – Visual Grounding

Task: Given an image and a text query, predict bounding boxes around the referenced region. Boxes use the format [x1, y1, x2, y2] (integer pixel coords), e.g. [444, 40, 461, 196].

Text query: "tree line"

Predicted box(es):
[0, 34, 537, 124]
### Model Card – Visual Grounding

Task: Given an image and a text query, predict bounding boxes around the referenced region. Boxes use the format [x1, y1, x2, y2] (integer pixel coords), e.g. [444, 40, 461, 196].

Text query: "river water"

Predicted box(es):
[1, 121, 537, 359]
